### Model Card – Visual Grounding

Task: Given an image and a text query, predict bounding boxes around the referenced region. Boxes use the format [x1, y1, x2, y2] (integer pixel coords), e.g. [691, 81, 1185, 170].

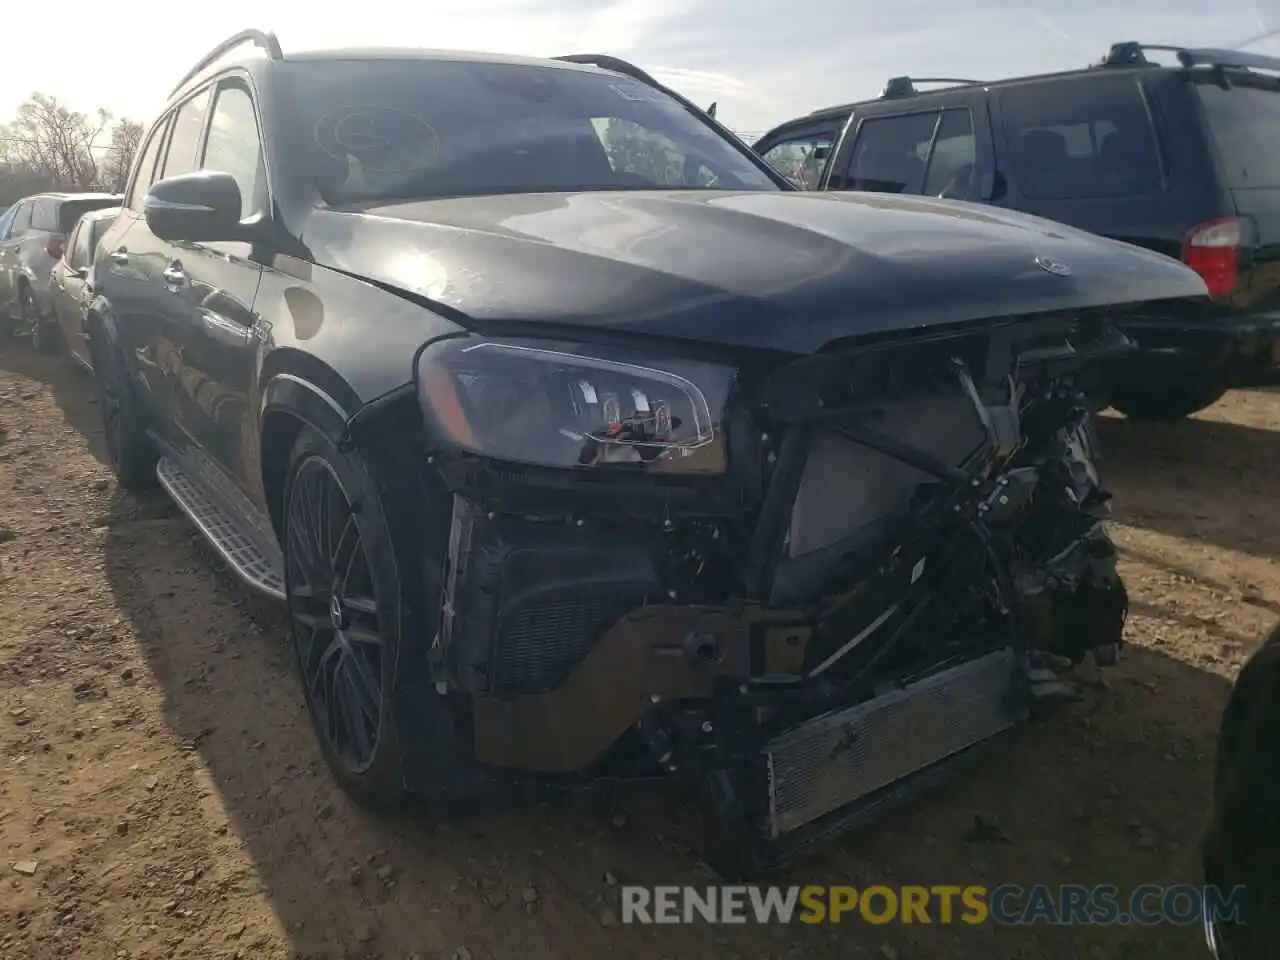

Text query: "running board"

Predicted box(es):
[155, 456, 286, 600]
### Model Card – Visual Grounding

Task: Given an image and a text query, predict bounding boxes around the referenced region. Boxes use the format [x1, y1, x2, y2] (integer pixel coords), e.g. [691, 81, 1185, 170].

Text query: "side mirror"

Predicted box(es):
[74, 266, 88, 280]
[144, 171, 246, 243]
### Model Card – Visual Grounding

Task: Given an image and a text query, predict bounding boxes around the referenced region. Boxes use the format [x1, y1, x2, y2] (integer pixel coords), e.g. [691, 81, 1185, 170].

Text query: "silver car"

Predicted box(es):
[47, 206, 122, 370]
[0, 192, 122, 350]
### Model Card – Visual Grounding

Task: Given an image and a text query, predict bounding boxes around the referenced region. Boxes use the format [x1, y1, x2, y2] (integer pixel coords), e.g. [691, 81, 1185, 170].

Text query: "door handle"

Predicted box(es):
[162, 266, 188, 286]
[109, 249, 128, 265]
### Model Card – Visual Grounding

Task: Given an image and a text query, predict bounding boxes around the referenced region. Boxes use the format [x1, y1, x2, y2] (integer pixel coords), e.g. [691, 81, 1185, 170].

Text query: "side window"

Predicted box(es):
[71, 222, 95, 269]
[201, 82, 266, 219]
[0, 205, 15, 239]
[10, 201, 32, 236]
[759, 133, 836, 188]
[159, 89, 212, 181]
[1000, 77, 1161, 199]
[841, 112, 940, 194]
[87, 218, 114, 264]
[128, 118, 172, 210]
[64, 222, 84, 267]
[922, 109, 977, 198]
[31, 199, 58, 231]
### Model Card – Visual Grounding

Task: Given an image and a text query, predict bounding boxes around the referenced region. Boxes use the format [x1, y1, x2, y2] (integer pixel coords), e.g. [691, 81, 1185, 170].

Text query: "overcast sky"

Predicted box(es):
[5, 0, 1280, 137]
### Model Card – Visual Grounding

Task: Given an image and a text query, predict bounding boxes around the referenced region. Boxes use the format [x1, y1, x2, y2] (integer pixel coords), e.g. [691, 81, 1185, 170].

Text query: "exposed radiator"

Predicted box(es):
[763, 647, 1023, 837]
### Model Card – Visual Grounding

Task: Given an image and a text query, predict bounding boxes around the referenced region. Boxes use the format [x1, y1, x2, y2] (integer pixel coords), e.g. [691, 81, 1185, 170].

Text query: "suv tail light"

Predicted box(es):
[45, 237, 64, 260]
[1181, 217, 1243, 299]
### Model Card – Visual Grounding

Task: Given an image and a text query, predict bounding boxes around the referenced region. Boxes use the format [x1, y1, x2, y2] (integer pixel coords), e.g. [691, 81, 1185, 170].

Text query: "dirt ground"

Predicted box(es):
[0, 348, 1276, 960]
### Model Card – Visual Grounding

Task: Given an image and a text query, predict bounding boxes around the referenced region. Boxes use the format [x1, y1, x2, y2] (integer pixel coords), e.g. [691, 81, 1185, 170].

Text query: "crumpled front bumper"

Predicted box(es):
[416, 312, 1132, 874]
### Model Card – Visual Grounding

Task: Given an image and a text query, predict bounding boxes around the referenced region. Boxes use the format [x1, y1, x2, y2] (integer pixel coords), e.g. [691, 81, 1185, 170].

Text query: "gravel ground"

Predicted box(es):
[1, 348, 1275, 960]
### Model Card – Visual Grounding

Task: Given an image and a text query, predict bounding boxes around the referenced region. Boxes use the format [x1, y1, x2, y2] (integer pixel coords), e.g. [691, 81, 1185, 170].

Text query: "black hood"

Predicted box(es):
[305, 190, 1208, 354]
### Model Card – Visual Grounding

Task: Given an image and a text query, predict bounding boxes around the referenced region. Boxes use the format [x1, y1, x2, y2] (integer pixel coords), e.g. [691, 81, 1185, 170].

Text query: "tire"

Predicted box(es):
[18, 284, 57, 354]
[1203, 634, 1280, 958]
[90, 330, 157, 489]
[1109, 380, 1229, 421]
[281, 425, 479, 813]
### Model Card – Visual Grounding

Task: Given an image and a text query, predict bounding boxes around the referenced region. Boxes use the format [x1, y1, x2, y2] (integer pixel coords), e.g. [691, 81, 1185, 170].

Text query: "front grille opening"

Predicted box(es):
[786, 390, 987, 561]
[488, 593, 619, 697]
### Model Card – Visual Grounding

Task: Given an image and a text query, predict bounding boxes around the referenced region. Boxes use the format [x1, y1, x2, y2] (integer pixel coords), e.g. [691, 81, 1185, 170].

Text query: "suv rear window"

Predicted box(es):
[31, 198, 58, 231]
[1194, 79, 1280, 189]
[1000, 75, 1162, 200]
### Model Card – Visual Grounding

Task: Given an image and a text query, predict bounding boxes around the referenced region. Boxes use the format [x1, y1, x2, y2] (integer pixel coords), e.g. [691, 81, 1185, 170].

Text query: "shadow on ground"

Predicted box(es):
[1098, 412, 1280, 563]
[0, 348, 109, 466]
[14, 342, 1238, 958]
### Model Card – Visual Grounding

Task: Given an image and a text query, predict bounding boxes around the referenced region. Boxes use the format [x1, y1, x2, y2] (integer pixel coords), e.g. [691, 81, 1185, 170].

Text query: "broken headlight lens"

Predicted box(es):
[415, 338, 734, 474]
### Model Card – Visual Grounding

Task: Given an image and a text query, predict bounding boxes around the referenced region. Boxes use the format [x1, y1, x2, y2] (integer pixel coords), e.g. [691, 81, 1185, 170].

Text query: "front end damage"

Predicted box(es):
[407, 312, 1132, 875]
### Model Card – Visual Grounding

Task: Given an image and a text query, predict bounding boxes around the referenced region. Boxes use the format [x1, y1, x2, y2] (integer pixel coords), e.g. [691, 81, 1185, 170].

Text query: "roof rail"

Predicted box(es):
[170, 29, 283, 96]
[1097, 41, 1280, 74]
[553, 54, 661, 88]
[881, 76, 982, 99]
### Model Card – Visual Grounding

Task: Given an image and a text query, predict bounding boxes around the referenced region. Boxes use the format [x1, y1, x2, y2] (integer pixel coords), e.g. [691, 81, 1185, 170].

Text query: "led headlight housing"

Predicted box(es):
[415, 337, 735, 474]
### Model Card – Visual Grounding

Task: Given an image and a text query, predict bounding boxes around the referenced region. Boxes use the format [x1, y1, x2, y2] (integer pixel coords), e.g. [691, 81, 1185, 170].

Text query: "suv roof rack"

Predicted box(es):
[880, 76, 982, 99]
[553, 53, 661, 89]
[1096, 41, 1280, 74]
[171, 29, 283, 96]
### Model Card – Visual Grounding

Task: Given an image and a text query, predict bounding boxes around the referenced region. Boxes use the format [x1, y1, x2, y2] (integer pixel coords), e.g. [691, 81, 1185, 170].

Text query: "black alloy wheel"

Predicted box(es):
[285, 456, 386, 775]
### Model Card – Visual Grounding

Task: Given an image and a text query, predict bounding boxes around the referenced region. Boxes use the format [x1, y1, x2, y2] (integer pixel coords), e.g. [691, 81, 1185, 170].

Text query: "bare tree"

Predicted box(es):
[102, 119, 144, 193]
[0, 93, 111, 191]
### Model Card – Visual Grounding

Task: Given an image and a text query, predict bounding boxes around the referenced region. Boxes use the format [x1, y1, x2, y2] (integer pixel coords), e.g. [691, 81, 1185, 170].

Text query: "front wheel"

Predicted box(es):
[282, 426, 481, 813]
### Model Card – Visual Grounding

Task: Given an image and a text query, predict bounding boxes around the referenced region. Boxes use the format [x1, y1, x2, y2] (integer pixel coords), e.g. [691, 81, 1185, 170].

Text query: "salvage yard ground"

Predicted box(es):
[0, 349, 1277, 960]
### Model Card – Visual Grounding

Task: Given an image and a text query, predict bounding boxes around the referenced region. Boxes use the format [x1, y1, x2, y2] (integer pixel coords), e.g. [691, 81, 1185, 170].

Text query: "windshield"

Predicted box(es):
[284, 57, 779, 206]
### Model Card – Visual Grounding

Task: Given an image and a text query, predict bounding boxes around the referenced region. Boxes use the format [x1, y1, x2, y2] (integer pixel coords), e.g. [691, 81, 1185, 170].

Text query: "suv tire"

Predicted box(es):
[1109, 380, 1229, 421]
[90, 330, 158, 489]
[281, 425, 482, 814]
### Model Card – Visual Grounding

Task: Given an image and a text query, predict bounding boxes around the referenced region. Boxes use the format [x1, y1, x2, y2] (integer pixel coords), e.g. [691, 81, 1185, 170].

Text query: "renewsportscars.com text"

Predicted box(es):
[620, 884, 1249, 926]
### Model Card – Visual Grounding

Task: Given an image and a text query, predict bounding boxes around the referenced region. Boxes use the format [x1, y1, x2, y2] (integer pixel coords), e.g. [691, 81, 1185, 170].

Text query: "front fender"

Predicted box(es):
[259, 370, 354, 447]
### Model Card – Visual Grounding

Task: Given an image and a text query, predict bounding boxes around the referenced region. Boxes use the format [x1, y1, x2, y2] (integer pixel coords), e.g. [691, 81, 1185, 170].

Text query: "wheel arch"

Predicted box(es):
[258, 348, 363, 540]
[82, 301, 117, 365]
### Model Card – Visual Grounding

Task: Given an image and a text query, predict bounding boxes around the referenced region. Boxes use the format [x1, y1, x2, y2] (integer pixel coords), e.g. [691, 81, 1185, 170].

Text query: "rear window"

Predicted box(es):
[1194, 80, 1280, 189]
[31, 198, 58, 231]
[57, 198, 120, 235]
[1000, 76, 1162, 200]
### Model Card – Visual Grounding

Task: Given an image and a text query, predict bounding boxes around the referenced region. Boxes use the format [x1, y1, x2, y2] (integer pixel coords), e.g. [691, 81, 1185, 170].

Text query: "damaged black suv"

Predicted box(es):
[88, 29, 1207, 874]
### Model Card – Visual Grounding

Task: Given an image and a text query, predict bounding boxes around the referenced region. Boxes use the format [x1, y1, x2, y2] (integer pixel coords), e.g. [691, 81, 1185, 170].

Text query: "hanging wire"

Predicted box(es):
[1229, 27, 1280, 49]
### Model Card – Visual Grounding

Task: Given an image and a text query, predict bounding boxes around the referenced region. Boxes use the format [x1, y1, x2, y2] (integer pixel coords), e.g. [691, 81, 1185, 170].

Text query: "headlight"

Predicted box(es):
[414, 337, 734, 474]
